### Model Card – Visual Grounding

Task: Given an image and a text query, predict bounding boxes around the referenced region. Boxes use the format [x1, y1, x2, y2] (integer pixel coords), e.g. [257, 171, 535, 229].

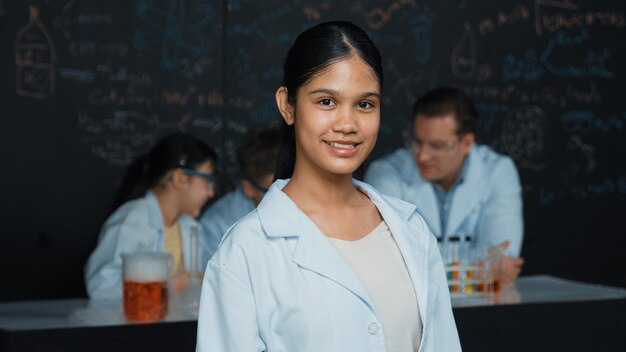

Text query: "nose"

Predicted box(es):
[332, 106, 357, 134]
[415, 145, 432, 163]
[206, 186, 215, 200]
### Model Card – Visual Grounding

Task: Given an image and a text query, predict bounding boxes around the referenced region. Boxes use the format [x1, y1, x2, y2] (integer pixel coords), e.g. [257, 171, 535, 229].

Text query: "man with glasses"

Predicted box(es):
[365, 87, 524, 284]
[199, 127, 280, 259]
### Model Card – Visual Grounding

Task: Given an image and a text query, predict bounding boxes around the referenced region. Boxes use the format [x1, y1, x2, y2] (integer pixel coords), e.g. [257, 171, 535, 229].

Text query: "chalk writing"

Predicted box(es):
[59, 65, 152, 85]
[570, 174, 626, 199]
[88, 86, 253, 109]
[230, 4, 294, 43]
[67, 41, 129, 58]
[501, 50, 544, 83]
[474, 102, 510, 134]
[179, 57, 212, 79]
[385, 57, 426, 103]
[15, 4, 57, 99]
[500, 105, 548, 160]
[192, 116, 224, 133]
[535, 0, 626, 36]
[540, 29, 613, 79]
[302, 2, 330, 21]
[566, 135, 596, 172]
[58, 68, 95, 82]
[409, 6, 433, 65]
[135, 0, 214, 69]
[451, 22, 476, 79]
[351, 0, 415, 30]
[479, 4, 530, 34]
[534, 0, 580, 36]
[461, 82, 602, 107]
[79, 109, 195, 165]
[562, 111, 625, 134]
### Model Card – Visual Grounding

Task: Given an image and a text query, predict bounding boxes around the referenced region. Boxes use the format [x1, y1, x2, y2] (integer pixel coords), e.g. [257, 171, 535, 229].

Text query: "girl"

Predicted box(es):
[197, 21, 461, 351]
[85, 134, 217, 300]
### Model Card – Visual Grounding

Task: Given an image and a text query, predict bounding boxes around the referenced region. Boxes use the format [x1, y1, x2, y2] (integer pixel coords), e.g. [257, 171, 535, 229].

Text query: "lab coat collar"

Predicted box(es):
[257, 179, 429, 326]
[145, 191, 165, 229]
[257, 179, 374, 309]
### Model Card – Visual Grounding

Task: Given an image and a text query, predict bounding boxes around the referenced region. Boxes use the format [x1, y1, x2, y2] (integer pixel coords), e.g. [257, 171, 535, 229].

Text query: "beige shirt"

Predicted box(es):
[164, 220, 184, 273]
[329, 221, 422, 352]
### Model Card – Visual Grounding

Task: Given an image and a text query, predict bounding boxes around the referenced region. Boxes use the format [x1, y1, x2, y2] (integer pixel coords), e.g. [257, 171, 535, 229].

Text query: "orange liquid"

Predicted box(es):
[476, 279, 501, 293]
[451, 261, 460, 293]
[123, 280, 168, 322]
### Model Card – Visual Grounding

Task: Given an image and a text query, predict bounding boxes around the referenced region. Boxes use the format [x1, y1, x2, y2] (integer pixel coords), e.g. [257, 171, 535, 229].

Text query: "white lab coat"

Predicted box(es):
[365, 144, 523, 257]
[196, 179, 461, 352]
[84, 191, 206, 300]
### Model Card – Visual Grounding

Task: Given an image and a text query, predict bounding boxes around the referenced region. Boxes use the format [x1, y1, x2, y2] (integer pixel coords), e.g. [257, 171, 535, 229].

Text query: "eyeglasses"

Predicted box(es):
[181, 168, 217, 190]
[411, 138, 460, 157]
[244, 176, 269, 194]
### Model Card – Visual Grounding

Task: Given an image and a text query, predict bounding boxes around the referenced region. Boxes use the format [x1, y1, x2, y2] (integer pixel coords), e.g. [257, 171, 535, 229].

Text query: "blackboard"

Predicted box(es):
[1, 0, 624, 301]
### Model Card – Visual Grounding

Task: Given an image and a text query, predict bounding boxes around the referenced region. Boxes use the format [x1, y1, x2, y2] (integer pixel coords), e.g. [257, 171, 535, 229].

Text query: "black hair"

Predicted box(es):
[237, 127, 280, 182]
[108, 133, 216, 215]
[412, 86, 479, 136]
[275, 20, 383, 179]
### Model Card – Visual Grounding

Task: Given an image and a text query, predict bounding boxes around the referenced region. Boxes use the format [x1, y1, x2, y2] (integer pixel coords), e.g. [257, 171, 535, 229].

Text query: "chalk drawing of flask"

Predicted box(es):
[15, 4, 57, 99]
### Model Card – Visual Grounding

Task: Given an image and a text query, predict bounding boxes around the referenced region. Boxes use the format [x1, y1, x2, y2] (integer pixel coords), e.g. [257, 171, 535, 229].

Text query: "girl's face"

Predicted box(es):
[279, 56, 381, 178]
[180, 160, 216, 217]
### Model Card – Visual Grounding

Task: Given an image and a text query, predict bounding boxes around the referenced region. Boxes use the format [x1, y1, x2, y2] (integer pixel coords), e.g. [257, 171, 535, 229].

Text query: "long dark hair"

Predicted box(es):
[274, 20, 383, 179]
[109, 133, 216, 215]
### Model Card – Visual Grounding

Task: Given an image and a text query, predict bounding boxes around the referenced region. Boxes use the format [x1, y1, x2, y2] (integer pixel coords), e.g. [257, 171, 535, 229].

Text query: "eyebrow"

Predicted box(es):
[308, 88, 381, 100]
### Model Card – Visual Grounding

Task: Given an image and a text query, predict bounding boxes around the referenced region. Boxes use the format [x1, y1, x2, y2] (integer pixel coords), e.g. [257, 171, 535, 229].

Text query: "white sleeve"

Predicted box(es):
[196, 245, 266, 352]
[84, 219, 150, 300]
[477, 157, 524, 257]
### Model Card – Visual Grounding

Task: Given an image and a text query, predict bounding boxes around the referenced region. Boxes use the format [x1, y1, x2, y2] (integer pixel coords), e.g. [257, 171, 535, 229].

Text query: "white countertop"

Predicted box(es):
[451, 274, 626, 308]
[1, 275, 625, 331]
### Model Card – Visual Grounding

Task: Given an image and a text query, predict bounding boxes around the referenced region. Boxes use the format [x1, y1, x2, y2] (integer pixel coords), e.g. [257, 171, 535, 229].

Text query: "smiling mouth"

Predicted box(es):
[326, 141, 357, 149]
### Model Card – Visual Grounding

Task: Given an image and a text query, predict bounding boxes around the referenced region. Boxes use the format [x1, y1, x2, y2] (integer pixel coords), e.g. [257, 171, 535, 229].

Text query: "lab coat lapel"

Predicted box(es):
[291, 225, 375, 309]
[358, 181, 430, 331]
[257, 180, 375, 311]
[446, 148, 486, 236]
[146, 191, 165, 252]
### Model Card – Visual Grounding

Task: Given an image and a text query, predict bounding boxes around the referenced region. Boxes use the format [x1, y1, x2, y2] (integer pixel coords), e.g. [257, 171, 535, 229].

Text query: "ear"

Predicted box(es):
[461, 133, 475, 155]
[275, 86, 295, 125]
[240, 179, 256, 199]
[169, 168, 189, 189]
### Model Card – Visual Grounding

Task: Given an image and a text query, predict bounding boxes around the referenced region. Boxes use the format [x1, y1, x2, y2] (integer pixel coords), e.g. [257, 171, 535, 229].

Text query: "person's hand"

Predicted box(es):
[495, 241, 524, 285]
[169, 271, 191, 294]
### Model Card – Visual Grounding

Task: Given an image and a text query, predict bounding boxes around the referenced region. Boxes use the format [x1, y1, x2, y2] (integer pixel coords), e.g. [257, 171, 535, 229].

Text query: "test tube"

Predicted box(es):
[462, 235, 473, 294]
[182, 225, 201, 316]
[447, 236, 460, 293]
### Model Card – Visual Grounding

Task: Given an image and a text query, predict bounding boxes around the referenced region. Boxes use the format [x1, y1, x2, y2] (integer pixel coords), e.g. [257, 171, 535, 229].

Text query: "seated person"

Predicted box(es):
[365, 87, 524, 284]
[199, 127, 280, 258]
[84, 134, 217, 299]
